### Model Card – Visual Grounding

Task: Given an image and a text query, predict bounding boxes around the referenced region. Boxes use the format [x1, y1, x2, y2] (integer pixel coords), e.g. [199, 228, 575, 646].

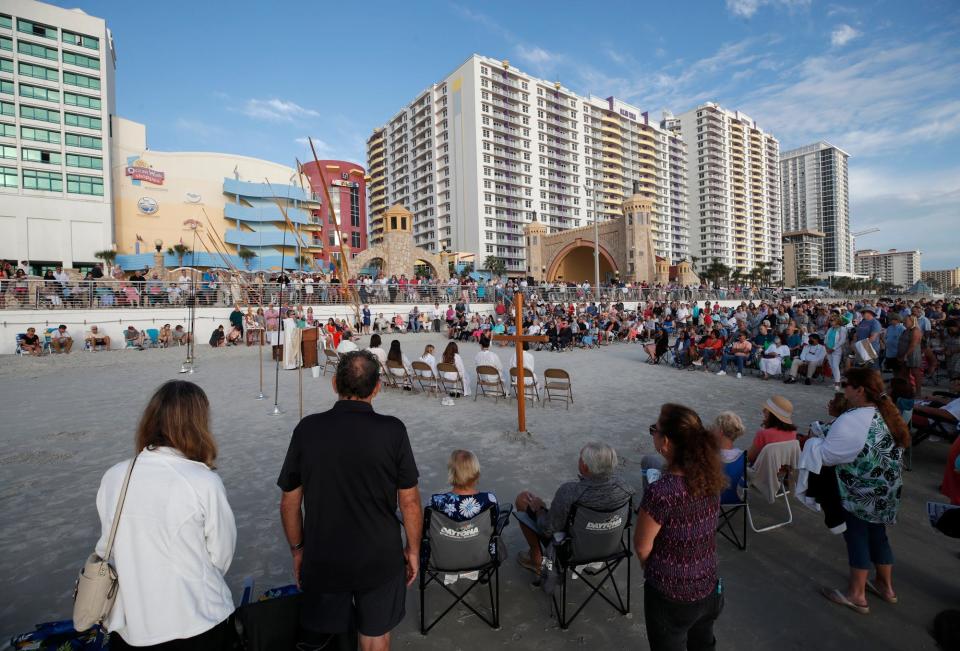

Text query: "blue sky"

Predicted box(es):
[56, 0, 960, 268]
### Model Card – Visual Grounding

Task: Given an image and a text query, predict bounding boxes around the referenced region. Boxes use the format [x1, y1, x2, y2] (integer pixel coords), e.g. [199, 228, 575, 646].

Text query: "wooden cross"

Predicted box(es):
[492, 293, 549, 434]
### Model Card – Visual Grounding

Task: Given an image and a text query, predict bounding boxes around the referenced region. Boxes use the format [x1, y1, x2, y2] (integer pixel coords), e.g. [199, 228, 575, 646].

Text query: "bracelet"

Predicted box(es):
[290, 541, 304, 551]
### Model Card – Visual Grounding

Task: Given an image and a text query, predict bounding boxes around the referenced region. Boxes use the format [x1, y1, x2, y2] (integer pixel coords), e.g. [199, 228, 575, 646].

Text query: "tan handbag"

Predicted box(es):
[73, 455, 138, 632]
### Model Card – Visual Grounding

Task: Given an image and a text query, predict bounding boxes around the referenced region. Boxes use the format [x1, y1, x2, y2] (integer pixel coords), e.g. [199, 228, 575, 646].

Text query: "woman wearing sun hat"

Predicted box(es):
[747, 396, 798, 463]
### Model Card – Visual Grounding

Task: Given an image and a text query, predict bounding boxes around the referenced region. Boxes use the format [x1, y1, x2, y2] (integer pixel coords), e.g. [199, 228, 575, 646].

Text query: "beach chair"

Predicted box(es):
[542, 368, 573, 410]
[509, 367, 540, 403]
[419, 503, 512, 635]
[437, 362, 465, 397]
[144, 328, 160, 348]
[475, 365, 507, 402]
[746, 440, 800, 533]
[717, 452, 748, 550]
[412, 361, 441, 397]
[386, 360, 416, 392]
[321, 348, 339, 376]
[550, 499, 633, 629]
[15, 333, 27, 356]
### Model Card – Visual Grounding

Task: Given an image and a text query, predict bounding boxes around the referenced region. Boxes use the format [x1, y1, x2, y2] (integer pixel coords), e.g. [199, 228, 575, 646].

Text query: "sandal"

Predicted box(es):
[517, 551, 541, 575]
[866, 580, 898, 604]
[820, 586, 869, 615]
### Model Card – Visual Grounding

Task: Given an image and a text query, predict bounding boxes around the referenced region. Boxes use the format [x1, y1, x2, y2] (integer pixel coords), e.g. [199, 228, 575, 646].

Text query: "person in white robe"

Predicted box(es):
[419, 344, 439, 379]
[366, 333, 388, 368]
[474, 336, 506, 384]
[439, 342, 471, 396]
[281, 312, 302, 370]
[510, 342, 542, 391]
[759, 336, 791, 379]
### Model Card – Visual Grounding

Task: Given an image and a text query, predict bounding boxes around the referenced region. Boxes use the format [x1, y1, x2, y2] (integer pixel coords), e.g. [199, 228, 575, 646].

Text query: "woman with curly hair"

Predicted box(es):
[634, 403, 728, 651]
[807, 367, 908, 615]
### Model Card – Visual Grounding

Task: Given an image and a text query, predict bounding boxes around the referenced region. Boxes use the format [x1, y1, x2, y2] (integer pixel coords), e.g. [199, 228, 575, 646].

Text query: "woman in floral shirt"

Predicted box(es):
[430, 450, 497, 521]
[805, 367, 910, 614]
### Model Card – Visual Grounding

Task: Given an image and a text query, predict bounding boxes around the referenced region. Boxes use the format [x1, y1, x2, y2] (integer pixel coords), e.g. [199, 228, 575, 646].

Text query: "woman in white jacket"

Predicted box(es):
[441, 341, 471, 396]
[97, 380, 236, 650]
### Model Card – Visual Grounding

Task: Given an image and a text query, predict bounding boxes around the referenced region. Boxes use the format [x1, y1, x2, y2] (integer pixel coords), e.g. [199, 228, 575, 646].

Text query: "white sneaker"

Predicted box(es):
[834, 384, 842, 392]
[716, 370, 726, 376]
[736, 372, 742, 379]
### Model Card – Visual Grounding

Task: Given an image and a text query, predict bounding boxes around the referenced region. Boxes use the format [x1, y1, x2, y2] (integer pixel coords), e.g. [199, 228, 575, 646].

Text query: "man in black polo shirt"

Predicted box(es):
[278, 350, 422, 650]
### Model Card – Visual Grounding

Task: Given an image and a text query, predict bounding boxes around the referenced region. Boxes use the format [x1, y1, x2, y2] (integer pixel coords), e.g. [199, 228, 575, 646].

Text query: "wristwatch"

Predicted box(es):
[290, 541, 304, 551]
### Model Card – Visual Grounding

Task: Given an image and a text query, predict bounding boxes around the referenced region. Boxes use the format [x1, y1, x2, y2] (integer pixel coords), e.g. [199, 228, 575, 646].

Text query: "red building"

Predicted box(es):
[300, 160, 367, 271]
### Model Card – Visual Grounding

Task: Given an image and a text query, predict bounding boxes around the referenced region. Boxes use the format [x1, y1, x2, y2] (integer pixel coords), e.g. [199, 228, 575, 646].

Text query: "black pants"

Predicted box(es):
[110, 616, 236, 650]
[644, 582, 723, 651]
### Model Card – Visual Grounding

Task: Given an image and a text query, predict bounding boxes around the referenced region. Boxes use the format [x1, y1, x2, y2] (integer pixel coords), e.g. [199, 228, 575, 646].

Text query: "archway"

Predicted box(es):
[547, 242, 617, 283]
[358, 257, 384, 277]
[414, 258, 440, 279]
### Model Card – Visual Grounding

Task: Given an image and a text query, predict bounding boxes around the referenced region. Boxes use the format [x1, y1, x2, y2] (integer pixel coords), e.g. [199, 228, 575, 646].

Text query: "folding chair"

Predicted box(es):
[475, 365, 507, 402]
[746, 440, 799, 533]
[411, 361, 441, 397]
[717, 452, 748, 550]
[379, 360, 399, 390]
[542, 368, 573, 409]
[509, 367, 539, 402]
[386, 360, 416, 391]
[419, 504, 512, 635]
[437, 362, 465, 397]
[144, 328, 160, 348]
[15, 333, 26, 356]
[321, 348, 339, 376]
[551, 500, 633, 629]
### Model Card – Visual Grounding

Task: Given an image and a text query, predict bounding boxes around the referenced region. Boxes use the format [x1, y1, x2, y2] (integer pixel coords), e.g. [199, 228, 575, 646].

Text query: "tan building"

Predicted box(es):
[350, 204, 449, 280]
[855, 248, 921, 288]
[782, 229, 825, 287]
[524, 192, 696, 285]
[921, 267, 960, 292]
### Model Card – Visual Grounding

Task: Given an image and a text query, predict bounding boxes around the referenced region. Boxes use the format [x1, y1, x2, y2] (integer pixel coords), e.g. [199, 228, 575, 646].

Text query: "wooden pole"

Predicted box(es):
[515, 292, 526, 433]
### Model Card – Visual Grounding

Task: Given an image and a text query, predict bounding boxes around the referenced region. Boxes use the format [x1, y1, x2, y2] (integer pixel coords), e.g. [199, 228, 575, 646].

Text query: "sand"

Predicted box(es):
[1, 335, 956, 649]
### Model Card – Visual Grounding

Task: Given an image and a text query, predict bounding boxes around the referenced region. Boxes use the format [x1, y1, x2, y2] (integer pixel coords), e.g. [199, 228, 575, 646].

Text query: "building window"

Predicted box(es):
[0, 14, 10, 29]
[349, 186, 360, 227]
[0, 122, 14, 137]
[21, 125, 60, 144]
[63, 71, 100, 91]
[0, 36, 11, 52]
[65, 112, 101, 130]
[0, 79, 10, 95]
[22, 168, 62, 191]
[67, 173, 103, 196]
[18, 61, 58, 82]
[19, 83, 59, 103]
[21, 147, 61, 165]
[65, 132, 101, 149]
[0, 101, 12, 117]
[66, 153, 102, 169]
[64, 92, 101, 110]
[62, 30, 99, 50]
[17, 19, 58, 40]
[62, 50, 99, 70]
[351, 232, 360, 249]
[20, 104, 60, 123]
[0, 144, 14, 159]
[17, 40, 57, 60]
[0, 165, 16, 187]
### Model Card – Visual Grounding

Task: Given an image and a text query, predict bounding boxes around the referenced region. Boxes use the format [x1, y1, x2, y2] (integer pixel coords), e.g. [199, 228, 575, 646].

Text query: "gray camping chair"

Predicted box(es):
[419, 503, 512, 635]
[552, 499, 633, 629]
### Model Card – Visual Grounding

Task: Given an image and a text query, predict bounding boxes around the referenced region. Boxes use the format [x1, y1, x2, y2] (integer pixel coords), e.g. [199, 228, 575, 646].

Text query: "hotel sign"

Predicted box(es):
[331, 179, 359, 188]
[126, 159, 165, 185]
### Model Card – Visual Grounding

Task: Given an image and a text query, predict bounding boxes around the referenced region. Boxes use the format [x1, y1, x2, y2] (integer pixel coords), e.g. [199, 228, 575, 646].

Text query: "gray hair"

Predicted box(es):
[579, 442, 618, 477]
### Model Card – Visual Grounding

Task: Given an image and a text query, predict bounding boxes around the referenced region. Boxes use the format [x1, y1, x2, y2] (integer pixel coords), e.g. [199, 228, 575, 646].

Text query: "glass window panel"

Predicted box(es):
[0, 165, 17, 188]
[17, 40, 58, 60]
[22, 168, 63, 191]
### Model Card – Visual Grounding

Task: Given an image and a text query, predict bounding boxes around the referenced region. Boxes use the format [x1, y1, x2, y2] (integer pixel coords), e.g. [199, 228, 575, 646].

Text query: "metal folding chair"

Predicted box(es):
[419, 504, 512, 635]
[542, 368, 573, 409]
[321, 348, 339, 376]
[509, 367, 539, 402]
[412, 361, 441, 397]
[437, 362, 465, 397]
[475, 365, 507, 402]
[386, 360, 416, 392]
[746, 441, 799, 533]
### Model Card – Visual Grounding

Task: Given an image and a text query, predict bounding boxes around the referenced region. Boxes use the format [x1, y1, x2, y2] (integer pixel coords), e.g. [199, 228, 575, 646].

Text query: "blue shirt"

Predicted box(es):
[884, 323, 905, 358]
[856, 317, 882, 342]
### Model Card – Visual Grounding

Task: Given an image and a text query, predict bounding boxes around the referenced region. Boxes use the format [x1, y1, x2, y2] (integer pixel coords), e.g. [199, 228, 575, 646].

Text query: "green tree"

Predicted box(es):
[703, 258, 731, 288]
[94, 249, 116, 267]
[237, 248, 257, 269]
[483, 255, 507, 277]
[167, 243, 190, 267]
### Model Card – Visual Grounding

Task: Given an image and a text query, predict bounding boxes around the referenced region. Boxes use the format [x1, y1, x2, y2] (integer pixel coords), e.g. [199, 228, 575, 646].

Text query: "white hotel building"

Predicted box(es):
[0, 0, 115, 271]
[670, 103, 782, 277]
[366, 54, 688, 274]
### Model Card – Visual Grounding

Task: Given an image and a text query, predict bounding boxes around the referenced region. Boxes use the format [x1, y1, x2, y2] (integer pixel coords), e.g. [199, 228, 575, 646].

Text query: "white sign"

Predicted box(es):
[137, 197, 158, 215]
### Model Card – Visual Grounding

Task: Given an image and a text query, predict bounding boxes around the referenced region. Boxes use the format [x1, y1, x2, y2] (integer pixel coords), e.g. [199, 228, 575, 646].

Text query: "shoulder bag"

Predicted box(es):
[73, 455, 138, 632]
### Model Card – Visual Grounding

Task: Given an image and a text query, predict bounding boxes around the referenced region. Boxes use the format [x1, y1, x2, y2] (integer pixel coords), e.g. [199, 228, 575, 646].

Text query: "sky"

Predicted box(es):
[54, 0, 960, 268]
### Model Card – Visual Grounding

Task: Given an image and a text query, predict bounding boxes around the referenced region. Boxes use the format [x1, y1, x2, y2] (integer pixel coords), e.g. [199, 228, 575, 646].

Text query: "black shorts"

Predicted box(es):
[301, 570, 406, 637]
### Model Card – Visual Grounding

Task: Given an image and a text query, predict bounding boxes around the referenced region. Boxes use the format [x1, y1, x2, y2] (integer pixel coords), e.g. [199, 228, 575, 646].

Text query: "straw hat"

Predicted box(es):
[764, 395, 794, 425]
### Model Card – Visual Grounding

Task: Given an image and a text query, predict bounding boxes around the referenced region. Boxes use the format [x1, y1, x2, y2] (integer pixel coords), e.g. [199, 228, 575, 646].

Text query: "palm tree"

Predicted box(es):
[237, 248, 257, 270]
[294, 254, 313, 270]
[703, 258, 730, 288]
[94, 249, 117, 267]
[167, 243, 190, 267]
[483, 255, 507, 277]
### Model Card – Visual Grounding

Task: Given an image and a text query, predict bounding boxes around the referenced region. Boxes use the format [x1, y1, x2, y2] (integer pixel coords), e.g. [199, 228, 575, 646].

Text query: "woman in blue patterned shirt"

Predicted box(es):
[430, 450, 497, 521]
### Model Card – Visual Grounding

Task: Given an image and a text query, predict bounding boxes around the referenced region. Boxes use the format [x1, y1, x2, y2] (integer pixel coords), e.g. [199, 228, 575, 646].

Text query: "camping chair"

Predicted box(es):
[15, 333, 27, 356]
[419, 503, 512, 635]
[412, 361, 441, 397]
[509, 367, 540, 402]
[144, 328, 160, 348]
[542, 368, 573, 409]
[475, 365, 507, 402]
[717, 452, 748, 550]
[437, 362, 466, 397]
[551, 499, 633, 629]
[386, 360, 416, 392]
[321, 348, 339, 376]
[746, 440, 800, 532]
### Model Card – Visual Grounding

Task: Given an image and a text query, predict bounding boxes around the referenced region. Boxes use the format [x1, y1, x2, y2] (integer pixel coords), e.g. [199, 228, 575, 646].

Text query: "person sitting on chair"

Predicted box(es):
[514, 442, 633, 576]
[712, 411, 746, 463]
[747, 396, 797, 463]
[172, 325, 191, 346]
[20, 327, 43, 355]
[50, 324, 73, 354]
[440, 341, 471, 396]
[209, 325, 226, 348]
[85, 325, 111, 351]
[430, 450, 498, 521]
[474, 336, 505, 382]
[366, 333, 388, 367]
[418, 344, 438, 379]
[124, 325, 145, 350]
[158, 324, 173, 348]
[226, 324, 243, 346]
[759, 335, 790, 380]
[785, 334, 826, 385]
[644, 328, 669, 364]
[387, 339, 414, 381]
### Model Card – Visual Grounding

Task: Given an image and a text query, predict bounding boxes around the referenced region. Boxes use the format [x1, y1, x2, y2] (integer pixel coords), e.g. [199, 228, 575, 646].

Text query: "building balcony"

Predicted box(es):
[224, 228, 297, 247]
[224, 202, 313, 225]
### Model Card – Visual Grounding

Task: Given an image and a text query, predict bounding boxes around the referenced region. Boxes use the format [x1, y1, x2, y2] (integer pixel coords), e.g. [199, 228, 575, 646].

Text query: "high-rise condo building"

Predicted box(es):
[0, 0, 116, 272]
[780, 141, 851, 274]
[668, 103, 781, 278]
[365, 54, 688, 275]
[921, 267, 960, 292]
[855, 248, 921, 288]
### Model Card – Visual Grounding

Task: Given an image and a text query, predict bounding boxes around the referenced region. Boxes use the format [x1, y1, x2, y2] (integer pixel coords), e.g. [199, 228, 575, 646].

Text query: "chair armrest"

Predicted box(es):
[495, 503, 513, 534]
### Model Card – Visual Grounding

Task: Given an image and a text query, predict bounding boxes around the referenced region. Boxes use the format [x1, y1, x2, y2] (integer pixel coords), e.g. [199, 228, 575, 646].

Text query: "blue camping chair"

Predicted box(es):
[717, 451, 748, 550]
[144, 328, 160, 348]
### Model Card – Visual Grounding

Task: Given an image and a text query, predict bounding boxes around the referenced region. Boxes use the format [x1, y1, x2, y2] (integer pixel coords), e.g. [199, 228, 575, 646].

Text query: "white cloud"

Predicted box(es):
[242, 98, 319, 123]
[830, 24, 861, 47]
[725, 0, 810, 19]
[294, 137, 335, 158]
